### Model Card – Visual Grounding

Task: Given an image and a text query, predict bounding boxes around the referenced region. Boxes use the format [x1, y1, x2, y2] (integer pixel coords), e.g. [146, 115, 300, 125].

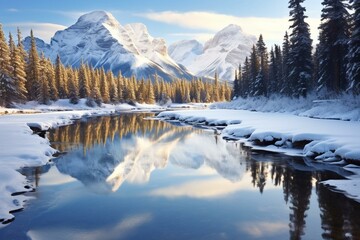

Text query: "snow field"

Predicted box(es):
[157, 109, 360, 202]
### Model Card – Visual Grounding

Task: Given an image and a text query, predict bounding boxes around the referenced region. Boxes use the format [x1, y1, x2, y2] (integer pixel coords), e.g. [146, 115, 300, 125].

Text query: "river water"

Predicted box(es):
[1, 113, 360, 240]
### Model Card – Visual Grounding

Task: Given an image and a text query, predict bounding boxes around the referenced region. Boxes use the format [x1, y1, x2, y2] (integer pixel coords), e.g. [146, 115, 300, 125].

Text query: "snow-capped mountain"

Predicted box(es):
[169, 24, 257, 80]
[168, 40, 203, 67]
[24, 11, 193, 81]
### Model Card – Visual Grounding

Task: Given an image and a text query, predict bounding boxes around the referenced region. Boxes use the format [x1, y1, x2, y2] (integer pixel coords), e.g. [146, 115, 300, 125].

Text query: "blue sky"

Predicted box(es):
[0, 0, 322, 46]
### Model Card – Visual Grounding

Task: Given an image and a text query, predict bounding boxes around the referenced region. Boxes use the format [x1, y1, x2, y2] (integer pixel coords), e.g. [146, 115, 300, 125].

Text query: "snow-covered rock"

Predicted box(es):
[169, 24, 256, 80]
[23, 11, 194, 81]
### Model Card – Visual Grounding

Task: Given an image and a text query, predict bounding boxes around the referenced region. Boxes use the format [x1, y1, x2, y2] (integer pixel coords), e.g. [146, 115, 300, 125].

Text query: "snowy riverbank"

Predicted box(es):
[212, 94, 360, 121]
[0, 99, 209, 226]
[0, 109, 116, 226]
[157, 109, 360, 202]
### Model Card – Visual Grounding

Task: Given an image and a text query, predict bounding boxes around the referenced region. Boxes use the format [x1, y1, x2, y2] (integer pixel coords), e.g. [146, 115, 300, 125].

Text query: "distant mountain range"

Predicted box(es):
[24, 11, 256, 81]
[169, 24, 256, 80]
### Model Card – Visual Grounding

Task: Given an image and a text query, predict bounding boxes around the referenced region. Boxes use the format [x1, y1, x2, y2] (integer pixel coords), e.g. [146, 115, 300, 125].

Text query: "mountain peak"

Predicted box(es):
[169, 24, 256, 80]
[28, 10, 194, 81]
[77, 10, 116, 24]
[221, 24, 243, 33]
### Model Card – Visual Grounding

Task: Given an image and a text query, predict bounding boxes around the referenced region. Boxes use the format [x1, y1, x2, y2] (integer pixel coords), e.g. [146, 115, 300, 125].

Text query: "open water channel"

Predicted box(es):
[1, 113, 360, 240]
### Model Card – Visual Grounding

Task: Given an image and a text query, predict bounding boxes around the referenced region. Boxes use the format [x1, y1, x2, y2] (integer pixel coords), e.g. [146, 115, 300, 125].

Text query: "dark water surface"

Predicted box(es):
[1, 113, 360, 240]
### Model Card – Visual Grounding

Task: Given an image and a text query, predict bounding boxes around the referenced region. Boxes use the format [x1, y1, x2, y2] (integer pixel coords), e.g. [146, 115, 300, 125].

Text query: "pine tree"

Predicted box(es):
[9, 32, 27, 103]
[233, 69, 239, 98]
[269, 47, 277, 94]
[256, 34, 269, 96]
[274, 45, 283, 93]
[282, 32, 291, 95]
[213, 72, 220, 101]
[68, 68, 79, 104]
[116, 74, 124, 102]
[99, 68, 110, 103]
[16, 28, 27, 63]
[26, 30, 41, 101]
[45, 59, 58, 101]
[107, 71, 118, 102]
[78, 62, 90, 98]
[347, 0, 360, 94]
[249, 45, 260, 96]
[146, 79, 155, 104]
[38, 54, 50, 105]
[55, 55, 66, 98]
[0, 25, 14, 107]
[317, 0, 350, 93]
[242, 57, 251, 97]
[61, 64, 68, 98]
[153, 73, 161, 102]
[136, 78, 145, 103]
[288, 0, 313, 97]
[224, 81, 232, 101]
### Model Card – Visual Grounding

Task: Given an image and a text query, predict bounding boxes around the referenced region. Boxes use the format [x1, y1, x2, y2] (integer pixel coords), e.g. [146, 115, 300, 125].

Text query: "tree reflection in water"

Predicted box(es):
[44, 113, 360, 239]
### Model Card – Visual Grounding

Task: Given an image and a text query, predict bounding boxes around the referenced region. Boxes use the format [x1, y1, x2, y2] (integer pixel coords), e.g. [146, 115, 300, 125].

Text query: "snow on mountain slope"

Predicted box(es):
[24, 11, 193, 81]
[23, 36, 52, 57]
[169, 24, 256, 80]
[168, 40, 204, 67]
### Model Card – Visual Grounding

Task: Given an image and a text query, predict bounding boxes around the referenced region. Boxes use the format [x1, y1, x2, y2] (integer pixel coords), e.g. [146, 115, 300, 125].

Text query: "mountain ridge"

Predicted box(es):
[169, 24, 257, 80]
[24, 11, 194, 81]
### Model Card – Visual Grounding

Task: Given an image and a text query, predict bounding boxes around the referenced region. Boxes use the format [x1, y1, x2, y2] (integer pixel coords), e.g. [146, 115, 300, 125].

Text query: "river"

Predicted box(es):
[1, 113, 360, 240]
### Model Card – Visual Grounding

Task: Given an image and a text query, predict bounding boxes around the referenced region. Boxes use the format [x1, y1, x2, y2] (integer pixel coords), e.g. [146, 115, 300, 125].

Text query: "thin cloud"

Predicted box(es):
[237, 221, 288, 238]
[140, 11, 320, 46]
[5, 22, 67, 43]
[169, 33, 214, 43]
[54, 10, 88, 20]
[7, 8, 19, 12]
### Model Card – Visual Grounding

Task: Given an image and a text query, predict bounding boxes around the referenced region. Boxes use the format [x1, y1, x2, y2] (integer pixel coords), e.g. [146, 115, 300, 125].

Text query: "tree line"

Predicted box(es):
[233, 0, 360, 98]
[0, 26, 232, 107]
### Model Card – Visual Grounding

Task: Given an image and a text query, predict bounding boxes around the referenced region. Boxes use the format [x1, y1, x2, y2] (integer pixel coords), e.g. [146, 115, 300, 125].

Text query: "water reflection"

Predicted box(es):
[5, 113, 360, 240]
[49, 114, 251, 193]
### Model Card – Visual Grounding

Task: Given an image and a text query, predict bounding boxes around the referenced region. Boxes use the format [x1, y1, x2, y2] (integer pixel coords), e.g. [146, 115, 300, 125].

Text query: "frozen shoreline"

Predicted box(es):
[157, 109, 360, 202]
[0, 99, 169, 227]
[0, 110, 114, 226]
[1, 98, 360, 226]
[0, 98, 207, 227]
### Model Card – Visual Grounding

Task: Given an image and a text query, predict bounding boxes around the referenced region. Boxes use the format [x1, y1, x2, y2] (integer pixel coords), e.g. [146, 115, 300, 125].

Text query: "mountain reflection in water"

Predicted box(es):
[12, 113, 360, 240]
[49, 113, 246, 193]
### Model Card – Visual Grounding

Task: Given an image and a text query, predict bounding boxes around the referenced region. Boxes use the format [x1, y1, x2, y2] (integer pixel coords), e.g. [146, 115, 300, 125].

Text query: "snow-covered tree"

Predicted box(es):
[256, 35, 269, 96]
[282, 32, 291, 95]
[317, 0, 351, 93]
[249, 45, 260, 96]
[288, 0, 313, 97]
[242, 57, 251, 97]
[347, 0, 360, 94]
